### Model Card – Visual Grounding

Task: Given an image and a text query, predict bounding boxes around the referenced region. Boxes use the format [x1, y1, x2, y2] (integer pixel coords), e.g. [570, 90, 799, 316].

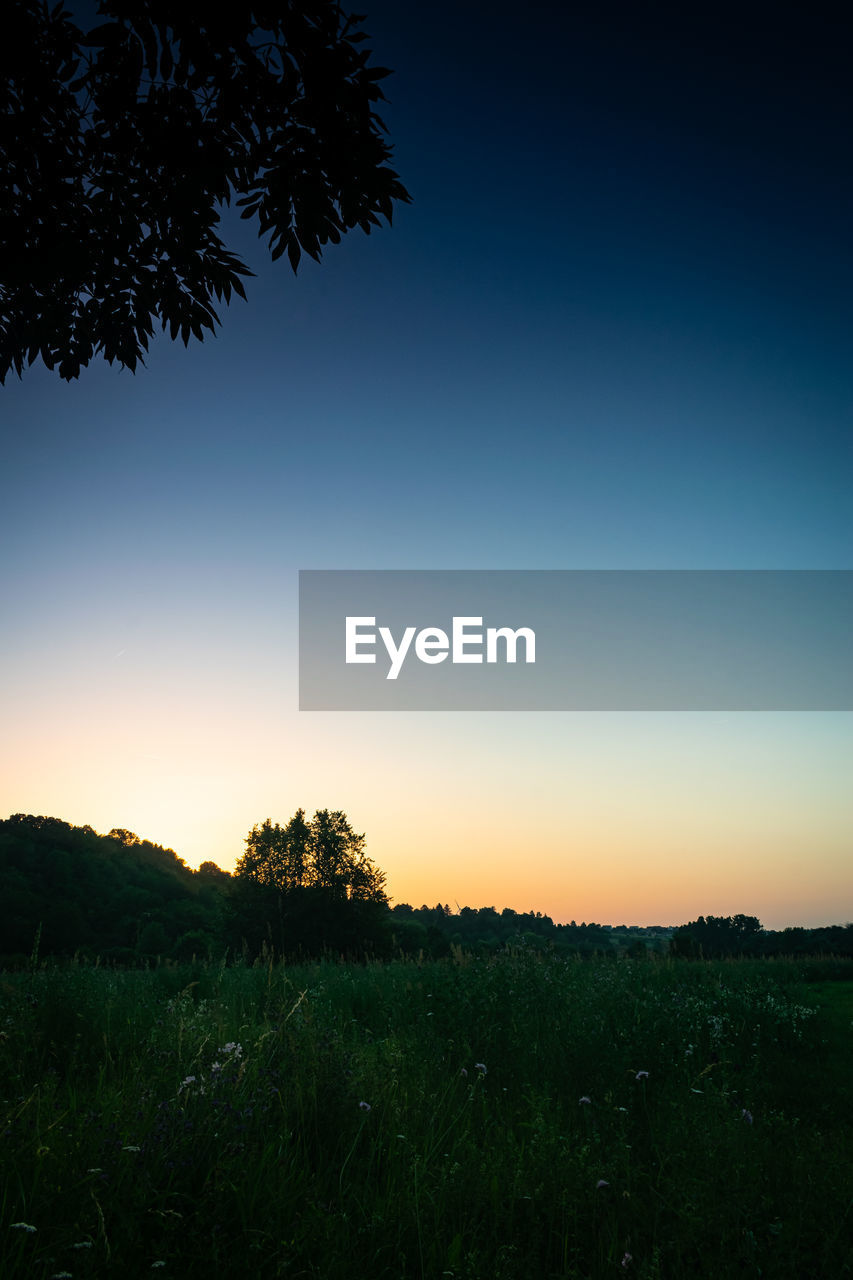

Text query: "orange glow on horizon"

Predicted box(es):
[2, 648, 849, 934]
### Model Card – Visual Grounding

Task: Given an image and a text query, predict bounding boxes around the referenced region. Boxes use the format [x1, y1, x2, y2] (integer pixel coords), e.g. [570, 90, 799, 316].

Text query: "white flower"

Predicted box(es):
[579, 1095, 591, 1105]
[122, 1145, 141, 1152]
[10, 1223, 37, 1232]
[359, 1101, 371, 1112]
[474, 1063, 487, 1074]
[596, 1179, 609, 1189]
[635, 1071, 649, 1081]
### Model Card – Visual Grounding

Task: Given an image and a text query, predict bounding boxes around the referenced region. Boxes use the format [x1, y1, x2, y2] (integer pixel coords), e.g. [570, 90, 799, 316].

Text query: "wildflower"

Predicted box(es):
[596, 1179, 609, 1189]
[122, 1145, 141, 1152]
[460, 1068, 468, 1078]
[359, 1101, 371, 1112]
[579, 1096, 591, 1105]
[220, 1042, 242, 1058]
[635, 1071, 649, 1081]
[181, 1075, 196, 1087]
[10, 1223, 37, 1232]
[622, 1253, 633, 1268]
[474, 1063, 487, 1074]
[741, 1109, 753, 1125]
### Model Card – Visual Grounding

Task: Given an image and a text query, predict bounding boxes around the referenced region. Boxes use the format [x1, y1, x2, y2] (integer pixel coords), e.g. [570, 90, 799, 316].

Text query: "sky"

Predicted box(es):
[1, 0, 851, 928]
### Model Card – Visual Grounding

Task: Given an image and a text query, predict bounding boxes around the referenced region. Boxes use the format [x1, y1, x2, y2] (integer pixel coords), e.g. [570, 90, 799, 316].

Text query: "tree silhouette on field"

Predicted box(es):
[230, 808, 389, 957]
[0, 0, 410, 381]
[670, 914, 763, 959]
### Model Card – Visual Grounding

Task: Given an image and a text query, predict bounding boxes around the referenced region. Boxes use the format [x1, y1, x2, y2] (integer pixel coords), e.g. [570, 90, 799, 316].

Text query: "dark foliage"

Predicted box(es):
[229, 808, 390, 958]
[670, 913, 763, 959]
[0, 0, 410, 381]
[0, 813, 229, 961]
[670, 913, 853, 959]
[390, 902, 623, 958]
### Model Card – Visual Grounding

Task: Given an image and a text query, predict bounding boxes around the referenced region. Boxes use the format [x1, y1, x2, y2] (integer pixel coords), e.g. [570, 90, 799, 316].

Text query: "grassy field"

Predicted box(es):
[1, 953, 850, 1279]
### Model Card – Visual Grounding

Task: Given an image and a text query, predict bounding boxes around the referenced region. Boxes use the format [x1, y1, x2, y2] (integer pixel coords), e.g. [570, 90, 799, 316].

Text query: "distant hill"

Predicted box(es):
[0, 814, 229, 962]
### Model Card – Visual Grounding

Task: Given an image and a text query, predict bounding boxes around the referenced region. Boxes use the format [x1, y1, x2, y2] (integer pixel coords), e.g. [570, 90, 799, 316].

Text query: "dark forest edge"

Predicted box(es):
[2, 813, 851, 967]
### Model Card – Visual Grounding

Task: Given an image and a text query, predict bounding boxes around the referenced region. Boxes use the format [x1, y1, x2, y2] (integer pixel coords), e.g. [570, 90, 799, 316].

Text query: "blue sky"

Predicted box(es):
[1, 0, 850, 925]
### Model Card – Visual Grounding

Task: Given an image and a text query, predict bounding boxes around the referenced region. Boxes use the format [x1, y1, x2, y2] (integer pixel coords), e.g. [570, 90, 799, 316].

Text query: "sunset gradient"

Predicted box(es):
[1, 0, 850, 930]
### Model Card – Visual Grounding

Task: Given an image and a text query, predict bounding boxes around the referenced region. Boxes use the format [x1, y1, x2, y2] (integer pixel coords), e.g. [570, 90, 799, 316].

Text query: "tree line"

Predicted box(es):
[1, 813, 851, 963]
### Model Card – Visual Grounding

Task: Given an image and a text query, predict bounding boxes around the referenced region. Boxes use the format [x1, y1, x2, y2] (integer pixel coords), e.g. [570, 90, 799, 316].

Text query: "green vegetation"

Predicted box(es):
[229, 810, 390, 959]
[0, 815, 229, 963]
[4, 816, 851, 966]
[1, 954, 850, 1278]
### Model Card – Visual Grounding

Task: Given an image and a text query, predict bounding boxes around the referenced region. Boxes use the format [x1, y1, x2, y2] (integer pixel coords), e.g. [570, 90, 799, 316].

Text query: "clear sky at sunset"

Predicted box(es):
[1, 0, 850, 928]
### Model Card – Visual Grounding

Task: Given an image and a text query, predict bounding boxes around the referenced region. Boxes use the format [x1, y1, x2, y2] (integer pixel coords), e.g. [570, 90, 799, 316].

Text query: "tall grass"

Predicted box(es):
[1, 954, 850, 1278]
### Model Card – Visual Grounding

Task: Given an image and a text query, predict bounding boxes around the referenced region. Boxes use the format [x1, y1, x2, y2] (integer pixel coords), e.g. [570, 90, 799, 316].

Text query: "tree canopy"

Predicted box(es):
[0, 813, 230, 961]
[236, 808, 386, 903]
[0, 0, 410, 382]
[230, 808, 389, 957]
[669, 914, 764, 959]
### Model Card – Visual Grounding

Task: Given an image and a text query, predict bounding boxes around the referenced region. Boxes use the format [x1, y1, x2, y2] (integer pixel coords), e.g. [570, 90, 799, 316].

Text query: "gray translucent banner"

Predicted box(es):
[298, 570, 852, 710]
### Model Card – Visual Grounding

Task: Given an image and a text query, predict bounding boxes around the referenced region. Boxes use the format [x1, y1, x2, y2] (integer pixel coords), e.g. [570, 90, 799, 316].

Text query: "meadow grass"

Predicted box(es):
[1, 952, 850, 1279]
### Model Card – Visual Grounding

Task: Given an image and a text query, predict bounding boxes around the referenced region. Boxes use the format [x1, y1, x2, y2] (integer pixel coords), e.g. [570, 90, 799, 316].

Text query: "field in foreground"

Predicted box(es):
[1, 954, 851, 1279]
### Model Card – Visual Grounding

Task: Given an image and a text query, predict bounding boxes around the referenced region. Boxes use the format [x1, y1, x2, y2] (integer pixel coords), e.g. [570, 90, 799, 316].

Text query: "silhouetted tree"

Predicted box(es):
[238, 810, 311, 892]
[1, 0, 410, 381]
[107, 827, 141, 846]
[237, 809, 385, 902]
[230, 808, 389, 957]
[196, 860, 231, 883]
[670, 914, 763, 958]
[310, 808, 386, 901]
